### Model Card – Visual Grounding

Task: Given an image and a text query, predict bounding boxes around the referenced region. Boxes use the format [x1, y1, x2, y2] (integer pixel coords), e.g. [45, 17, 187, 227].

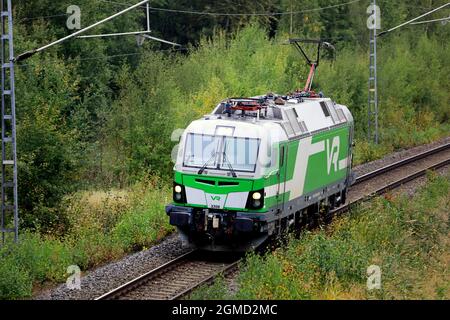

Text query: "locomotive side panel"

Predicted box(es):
[303, 126, 350, 195]
[262, 125, 351, 219]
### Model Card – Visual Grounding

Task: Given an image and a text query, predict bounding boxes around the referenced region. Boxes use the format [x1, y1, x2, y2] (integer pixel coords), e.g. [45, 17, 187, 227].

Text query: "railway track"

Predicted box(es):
[347, 142, 449, 203]
[95, 250, 240, 300]
[95, 142, 450, 301]
[328, 141, 450, 217]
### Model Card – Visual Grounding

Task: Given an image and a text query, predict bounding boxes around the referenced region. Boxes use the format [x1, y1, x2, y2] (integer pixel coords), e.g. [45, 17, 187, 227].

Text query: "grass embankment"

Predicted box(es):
[192, 172, 450, 300]
[0, 178, 173, 299]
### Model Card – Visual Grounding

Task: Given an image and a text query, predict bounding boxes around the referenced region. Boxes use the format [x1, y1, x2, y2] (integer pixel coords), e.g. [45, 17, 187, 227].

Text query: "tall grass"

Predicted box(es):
[192, 172, 450, 300]
[0, 177, 173, 299]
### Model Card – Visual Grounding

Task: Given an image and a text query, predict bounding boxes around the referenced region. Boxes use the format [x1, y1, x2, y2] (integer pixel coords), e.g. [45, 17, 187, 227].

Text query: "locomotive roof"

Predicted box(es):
[196, 95, 353, 139]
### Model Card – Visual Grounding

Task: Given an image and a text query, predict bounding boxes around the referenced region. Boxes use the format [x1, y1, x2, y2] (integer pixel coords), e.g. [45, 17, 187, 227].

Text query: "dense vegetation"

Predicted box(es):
[0, 178, 172, 299]
[11, 0, 450, 231]
[191, 173, 450, 300]
[0, 0, 449, 298]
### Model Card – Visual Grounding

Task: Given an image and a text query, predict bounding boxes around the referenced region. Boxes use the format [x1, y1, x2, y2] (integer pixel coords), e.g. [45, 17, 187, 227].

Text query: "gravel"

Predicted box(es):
[120, 259, 228, 300]
[352, 136, 450, 177]
[391, 164, 449, 198]
[35, 137, 450, 300]
[35, 233, 191, 300]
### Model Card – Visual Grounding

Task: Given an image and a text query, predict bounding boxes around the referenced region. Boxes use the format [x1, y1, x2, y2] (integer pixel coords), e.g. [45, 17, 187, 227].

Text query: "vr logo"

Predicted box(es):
[206, 193, 225, 209]
[326, 136, 340, 174]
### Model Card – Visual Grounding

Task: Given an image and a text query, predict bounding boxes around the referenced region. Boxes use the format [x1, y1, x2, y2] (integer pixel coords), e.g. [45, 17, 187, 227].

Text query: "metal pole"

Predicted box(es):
[368, 0, 379, 144]
[411, 16, 450, 25]
[0, 0, 5, 244]
[373, 0, 378, 144]
[7, 0, 17, 242]
[15, 0, 150, 61]
[146, 2, 150, 32]
[289, 0, 293, 36]
[1, 0, 19, 244]
[141, 34, 181, 46]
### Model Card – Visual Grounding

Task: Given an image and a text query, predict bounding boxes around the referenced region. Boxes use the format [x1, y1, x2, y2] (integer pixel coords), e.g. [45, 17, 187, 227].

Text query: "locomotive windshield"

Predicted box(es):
[183, 133, 260, 173]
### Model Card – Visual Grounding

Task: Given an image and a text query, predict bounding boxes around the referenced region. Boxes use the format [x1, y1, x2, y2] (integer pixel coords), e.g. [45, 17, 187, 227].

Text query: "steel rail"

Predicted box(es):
[332, 156, 450, 217]
[171, 260, 240, 300]
[354, 142, 449, 185]
[95, 142, 449, 300]
[94, 250, 197, 300]
[95, 249, 240, 300]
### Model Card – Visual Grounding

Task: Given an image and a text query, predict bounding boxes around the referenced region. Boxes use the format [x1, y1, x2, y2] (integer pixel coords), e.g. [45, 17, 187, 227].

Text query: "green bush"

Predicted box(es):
[113, 183, 173, 250]
[0, 254, 33, 299]
[0, 232, 71, 299]
[188, 275, 229, 300]
[0, 178, 173, 299]
[193, 174, 450, 300]
[11, 233, 73, 283]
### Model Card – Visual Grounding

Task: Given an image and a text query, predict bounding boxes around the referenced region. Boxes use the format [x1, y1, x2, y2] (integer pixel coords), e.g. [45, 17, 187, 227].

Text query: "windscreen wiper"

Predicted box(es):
[198, 151, 217, 175]
[222, 141, 237, 178]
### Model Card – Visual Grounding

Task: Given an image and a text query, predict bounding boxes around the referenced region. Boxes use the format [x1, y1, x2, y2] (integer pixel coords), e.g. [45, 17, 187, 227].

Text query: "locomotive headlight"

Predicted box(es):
[252, 192, 262, 200]
[173, 183, 186, 203]
[174, 192, 182, 201]
[246, 189, 264, 210]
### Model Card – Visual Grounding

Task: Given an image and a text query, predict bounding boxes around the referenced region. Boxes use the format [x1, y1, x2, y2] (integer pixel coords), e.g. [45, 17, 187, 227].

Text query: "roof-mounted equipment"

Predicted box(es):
[288, 39, 335, 98]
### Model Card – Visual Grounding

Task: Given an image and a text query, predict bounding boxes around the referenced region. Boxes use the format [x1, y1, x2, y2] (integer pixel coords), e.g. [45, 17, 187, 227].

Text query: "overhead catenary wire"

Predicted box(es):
[17, 1, 438, 23]
[18, 3, 374, 24]
[15, 0, 368, 63]
[377, 2, 450, 36]
[18, 1, 444, 67]
[410, 15, 450, 24]
[77, 30, 152, 38]
[17, 32, 366, 70]
[15, 0, 152, 62]
[96, 0, 363, 16]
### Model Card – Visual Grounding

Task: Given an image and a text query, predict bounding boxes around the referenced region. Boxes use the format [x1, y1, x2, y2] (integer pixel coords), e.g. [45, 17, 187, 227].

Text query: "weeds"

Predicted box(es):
[192, 173, 449, 300]
[0, 177, 172, 299]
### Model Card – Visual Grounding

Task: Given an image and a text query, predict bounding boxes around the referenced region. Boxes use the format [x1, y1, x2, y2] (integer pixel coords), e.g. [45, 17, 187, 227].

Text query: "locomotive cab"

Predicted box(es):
[166, 115, 285, 251]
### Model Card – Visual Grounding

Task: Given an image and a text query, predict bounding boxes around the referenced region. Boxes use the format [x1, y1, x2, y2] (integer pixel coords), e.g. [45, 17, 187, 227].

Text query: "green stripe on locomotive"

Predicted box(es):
[173, 124, 351, 212]
[304, 125, 350, 194]
[263, 125, 350, 208]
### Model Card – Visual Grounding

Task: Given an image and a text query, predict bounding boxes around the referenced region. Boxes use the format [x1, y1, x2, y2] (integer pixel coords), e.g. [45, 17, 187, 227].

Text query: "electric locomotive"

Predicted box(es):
[165, 40, 355, 251]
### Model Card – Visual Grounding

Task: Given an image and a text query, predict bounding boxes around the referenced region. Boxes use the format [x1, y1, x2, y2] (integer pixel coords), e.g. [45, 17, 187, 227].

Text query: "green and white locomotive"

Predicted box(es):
[166, 40, 355, 251]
